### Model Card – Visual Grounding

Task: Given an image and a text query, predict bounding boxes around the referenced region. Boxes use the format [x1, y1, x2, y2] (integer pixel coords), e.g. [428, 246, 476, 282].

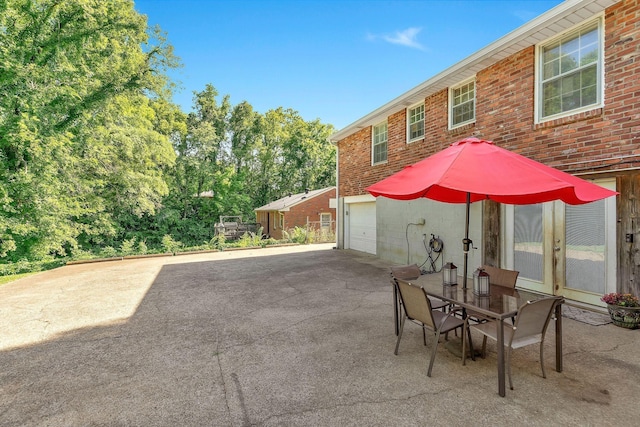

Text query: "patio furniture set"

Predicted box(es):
[370, 137, 613, 398]
[390, 264, 563, 397]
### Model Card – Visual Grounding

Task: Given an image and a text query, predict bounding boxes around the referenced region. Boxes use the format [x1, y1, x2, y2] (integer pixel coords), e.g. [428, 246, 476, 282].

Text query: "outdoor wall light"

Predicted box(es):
[473, 267, 490, 296]
[442, 262, 457, 286]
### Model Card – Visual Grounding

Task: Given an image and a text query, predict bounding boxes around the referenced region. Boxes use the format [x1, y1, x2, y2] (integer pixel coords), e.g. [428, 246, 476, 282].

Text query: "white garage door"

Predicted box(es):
[348, 202, 376, 254]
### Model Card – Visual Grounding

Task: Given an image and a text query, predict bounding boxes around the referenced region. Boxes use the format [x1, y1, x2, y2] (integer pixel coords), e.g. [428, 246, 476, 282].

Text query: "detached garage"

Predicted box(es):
[345, 197, 376, 254]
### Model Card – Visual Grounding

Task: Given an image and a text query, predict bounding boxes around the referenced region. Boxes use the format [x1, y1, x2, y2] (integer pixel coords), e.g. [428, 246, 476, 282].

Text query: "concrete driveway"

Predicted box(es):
[1, 244, 639, 426]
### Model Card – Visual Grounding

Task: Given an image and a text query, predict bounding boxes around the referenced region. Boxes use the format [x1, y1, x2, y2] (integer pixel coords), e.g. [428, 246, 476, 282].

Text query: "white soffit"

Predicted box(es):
[330, 0, 620, 142]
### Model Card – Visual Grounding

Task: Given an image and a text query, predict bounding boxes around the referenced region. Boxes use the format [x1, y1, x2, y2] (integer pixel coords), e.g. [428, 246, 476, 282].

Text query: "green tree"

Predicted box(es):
[157, 87, 336, 248]
[156, 85, 232, 245]
[248, 108, 288, 208]
[242, 107, 336, 211]
[256, 108, 335, 197]
[76, 94, 177, 249]
[280, 113, 336, 193]
[0, 0, 179, 259]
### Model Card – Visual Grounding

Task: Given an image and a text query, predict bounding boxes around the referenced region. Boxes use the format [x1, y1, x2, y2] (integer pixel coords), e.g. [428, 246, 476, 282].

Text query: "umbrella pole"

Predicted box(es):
[463, 193, 471, 290]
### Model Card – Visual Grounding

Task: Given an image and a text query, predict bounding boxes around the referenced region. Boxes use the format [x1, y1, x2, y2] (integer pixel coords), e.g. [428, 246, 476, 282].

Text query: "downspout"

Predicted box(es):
[334, 139, 342, 249]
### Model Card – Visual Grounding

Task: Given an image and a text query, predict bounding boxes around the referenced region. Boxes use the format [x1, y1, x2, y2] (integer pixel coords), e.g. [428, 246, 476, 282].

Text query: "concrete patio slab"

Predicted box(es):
[1, 244, 639, 426]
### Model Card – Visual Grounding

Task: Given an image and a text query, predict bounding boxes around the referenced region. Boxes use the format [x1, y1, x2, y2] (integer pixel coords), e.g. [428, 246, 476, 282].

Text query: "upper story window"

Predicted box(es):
[407, 103, 425, 142]
[536, 18, 602, 122]
[372, 121, 388, 165]
[449, 78, 475, 128]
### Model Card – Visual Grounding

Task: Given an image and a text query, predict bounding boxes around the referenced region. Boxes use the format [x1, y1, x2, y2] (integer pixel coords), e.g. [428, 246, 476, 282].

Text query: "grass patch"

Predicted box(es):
[0, 272, 37, 286]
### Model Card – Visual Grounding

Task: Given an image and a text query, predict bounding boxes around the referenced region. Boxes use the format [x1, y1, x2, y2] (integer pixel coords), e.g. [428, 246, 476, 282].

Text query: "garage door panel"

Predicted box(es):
[349, 202, 376, 254]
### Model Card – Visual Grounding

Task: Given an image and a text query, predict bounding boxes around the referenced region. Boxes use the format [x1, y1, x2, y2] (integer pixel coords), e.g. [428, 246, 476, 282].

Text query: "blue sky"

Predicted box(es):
[134, 0, 564, 130]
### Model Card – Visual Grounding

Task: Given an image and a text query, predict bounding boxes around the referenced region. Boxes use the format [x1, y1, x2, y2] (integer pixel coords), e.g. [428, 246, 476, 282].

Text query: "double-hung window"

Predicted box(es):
[407, 103, 424, 142]
[372, 121, 388, 165]
[450, 78, 475, 128]
[537, 18, 602, 122]
[320, 213, 331, 228]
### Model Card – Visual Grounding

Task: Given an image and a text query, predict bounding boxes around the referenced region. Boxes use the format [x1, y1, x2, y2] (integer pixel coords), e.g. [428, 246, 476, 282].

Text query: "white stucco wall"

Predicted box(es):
[375, 197, 483, 280]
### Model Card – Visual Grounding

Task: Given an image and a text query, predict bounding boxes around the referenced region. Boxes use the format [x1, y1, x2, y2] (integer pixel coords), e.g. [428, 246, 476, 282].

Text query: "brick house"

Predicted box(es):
[330, 0, 640, 308]
[254, 187, 336, 240]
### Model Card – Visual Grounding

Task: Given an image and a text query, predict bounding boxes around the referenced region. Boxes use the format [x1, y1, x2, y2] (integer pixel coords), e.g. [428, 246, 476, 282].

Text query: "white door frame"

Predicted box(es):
[343, 194, 376, 253]
[502, 178, 616, 306]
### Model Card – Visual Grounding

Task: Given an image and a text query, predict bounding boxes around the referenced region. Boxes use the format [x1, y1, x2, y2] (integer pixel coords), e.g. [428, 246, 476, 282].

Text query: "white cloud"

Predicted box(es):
[370, 27, 425, 50]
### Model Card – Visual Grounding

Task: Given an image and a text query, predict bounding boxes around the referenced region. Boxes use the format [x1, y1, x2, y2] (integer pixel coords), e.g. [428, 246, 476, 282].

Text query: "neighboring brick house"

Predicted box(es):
[330, 0, 640, 308]
[255, 187, 336, 240]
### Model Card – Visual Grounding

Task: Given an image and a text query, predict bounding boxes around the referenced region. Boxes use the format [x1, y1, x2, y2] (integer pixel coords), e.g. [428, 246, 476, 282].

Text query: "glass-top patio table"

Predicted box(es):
[413, 273, 564, 397]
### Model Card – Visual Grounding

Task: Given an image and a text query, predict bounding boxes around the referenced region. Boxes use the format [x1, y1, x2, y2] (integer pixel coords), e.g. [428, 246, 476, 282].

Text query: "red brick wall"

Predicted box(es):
[337, 0, 640, 197]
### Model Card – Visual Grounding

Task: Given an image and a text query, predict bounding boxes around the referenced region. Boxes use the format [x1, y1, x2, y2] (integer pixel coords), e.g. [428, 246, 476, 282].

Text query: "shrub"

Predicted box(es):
[290, 226, 308, 244]
[209, 234, 226, 250]
[120, 237, 137, 256]
[237, 232, 261, 248]
[161, 235, 182, 254]
[137, 240, 148, 255]
[261, 237, 279, 247]
[100, 246, 119, 258]
[70, 247, 94, 260]
[0, 259, 65, 276]
[0, 259, 31, 276]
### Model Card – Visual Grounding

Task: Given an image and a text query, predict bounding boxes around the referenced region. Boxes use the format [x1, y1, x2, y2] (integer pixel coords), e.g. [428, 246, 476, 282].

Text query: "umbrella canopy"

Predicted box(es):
[367, 137, 616, 205]
[366, 137, 618, 288]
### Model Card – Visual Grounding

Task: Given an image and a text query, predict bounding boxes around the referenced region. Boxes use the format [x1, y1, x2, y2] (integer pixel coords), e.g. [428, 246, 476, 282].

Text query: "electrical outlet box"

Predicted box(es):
[417, 218, 425, 225]
[626, 233, 634, 243]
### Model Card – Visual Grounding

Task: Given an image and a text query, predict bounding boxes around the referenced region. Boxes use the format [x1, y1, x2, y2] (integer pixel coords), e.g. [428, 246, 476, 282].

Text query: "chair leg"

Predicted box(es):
[394, 316, 405, 355]
[507, 347, 514, 390]
[393, 285, 400, 336]
[540, 342, 547, 379]
[427, 332, 440, 377]
[422, 327, 427, 346]
[466, 322, 475, 362]
[481, 336, 487, 358]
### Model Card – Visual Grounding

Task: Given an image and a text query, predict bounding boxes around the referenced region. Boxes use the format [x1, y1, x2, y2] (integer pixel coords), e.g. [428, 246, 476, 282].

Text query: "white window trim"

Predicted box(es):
[448, 77, 476, 130]
[371, 120, 388, 166]
[534, 15, 605, 124]
[406, 102, 425, 143]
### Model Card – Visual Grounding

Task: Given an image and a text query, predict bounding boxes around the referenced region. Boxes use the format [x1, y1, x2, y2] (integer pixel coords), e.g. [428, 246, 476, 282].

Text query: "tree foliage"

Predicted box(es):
[0, 0, 179, 259]
[0, 0, 336, 263]
[148, 86, 336, 249]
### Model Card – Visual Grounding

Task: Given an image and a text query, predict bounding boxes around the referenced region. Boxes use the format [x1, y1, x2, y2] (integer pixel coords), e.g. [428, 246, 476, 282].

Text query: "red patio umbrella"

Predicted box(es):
[366, 137, 618, 288]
